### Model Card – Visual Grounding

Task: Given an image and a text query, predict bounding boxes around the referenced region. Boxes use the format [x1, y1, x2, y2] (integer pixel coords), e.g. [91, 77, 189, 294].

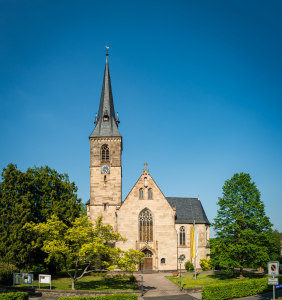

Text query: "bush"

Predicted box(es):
[202, 276, 282, 300]
[199, 258, 211, 271]
[185, 261, 194, 272]
[128, 275, 136, 282]
[0, 292, 28, 300]
[58, 295, 137, 300]
[0, 261, 18, 285]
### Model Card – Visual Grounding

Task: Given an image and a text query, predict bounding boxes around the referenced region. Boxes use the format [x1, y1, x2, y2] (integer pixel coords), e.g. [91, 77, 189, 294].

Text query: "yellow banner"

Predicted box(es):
[191, 227, 196, 258]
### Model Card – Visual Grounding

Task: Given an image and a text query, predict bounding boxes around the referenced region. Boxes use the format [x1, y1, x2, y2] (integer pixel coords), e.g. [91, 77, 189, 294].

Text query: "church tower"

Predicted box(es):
[88, 54, 122, 225]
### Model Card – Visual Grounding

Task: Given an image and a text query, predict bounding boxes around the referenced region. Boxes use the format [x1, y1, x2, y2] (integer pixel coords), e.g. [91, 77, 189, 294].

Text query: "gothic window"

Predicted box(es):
[148, 188, 153, 199]
[180, 226, 185, 245]
[139, 188, 143, 199]
[161, 258, 165, 264]
[101, 144, 109, 162]
[140, 209, 153, 242]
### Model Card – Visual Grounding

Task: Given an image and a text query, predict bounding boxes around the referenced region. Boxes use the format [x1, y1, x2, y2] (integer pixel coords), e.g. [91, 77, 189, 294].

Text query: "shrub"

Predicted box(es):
[202, 276, 282, 300]
[199, 258, 211, 271]
[0, 261, 18, 285]
[58, 295, 137, 300]
[0, 292, 28, 300]
[185, 261, 194, 272]
[128, 275, 136, 282]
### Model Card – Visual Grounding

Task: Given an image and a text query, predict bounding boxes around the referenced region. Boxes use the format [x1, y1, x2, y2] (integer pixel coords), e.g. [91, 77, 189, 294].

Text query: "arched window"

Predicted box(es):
[101, 144, 109, 162]
[139, 188, 143, 199]
[148, 188, 153, 199]
[161, 258, 165, 264]
[140, 209, 153, 241]
[180, 226, 185, 245]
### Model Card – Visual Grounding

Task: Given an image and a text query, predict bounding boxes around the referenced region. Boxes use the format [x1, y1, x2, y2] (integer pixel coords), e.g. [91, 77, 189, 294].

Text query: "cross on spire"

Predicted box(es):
[144, 162, 148, 171]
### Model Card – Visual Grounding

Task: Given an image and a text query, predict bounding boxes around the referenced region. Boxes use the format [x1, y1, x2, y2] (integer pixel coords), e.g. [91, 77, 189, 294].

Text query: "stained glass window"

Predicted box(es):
[140, 209, 153, 241]
[180, 226, 185, 245]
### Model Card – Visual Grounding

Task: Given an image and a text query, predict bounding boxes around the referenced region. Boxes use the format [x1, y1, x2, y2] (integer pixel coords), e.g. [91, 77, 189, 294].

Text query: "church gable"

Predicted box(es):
[120, 165, 173, 215]
[116, 166, 177, 254]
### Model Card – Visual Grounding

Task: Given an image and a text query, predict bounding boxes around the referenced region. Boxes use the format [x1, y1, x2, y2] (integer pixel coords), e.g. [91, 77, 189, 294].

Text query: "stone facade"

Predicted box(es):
[88, 165, 210, 270]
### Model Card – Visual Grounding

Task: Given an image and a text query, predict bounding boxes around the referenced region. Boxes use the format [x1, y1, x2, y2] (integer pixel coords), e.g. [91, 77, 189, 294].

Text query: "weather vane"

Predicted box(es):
[105, 46, 109, 56]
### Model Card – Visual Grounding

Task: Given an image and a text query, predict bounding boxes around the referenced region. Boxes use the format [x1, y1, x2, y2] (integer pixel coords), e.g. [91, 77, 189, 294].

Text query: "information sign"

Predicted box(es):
[39, 274, 51, 289]
[268, 277, 279, 285]
[276, 284, 282, 289]
[13, 273, 33, 288]
[268, 261, 279, 276]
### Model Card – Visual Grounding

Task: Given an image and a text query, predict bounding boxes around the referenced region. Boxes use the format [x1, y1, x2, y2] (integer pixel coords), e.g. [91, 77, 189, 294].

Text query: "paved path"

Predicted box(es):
[135, 272, 200, 299]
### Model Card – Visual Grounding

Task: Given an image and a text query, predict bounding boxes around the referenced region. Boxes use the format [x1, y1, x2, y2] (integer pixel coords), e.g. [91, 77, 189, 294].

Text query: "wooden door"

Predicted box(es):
[144, 257, 152, 270]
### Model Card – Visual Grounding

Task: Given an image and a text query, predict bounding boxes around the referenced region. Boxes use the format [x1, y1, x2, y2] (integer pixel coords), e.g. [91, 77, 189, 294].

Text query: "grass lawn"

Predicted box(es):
[166, 272, 267, 289]
[16, 275, 139, 291]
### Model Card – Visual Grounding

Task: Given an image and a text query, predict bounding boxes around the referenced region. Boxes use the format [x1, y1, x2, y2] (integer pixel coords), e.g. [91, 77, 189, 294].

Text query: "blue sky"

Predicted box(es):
[1, 0, 281, 237]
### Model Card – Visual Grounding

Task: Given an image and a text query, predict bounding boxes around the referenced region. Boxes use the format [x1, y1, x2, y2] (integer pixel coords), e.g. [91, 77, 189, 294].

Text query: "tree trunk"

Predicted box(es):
[72, 279, 76, 290]
[240, 267, 243, 277]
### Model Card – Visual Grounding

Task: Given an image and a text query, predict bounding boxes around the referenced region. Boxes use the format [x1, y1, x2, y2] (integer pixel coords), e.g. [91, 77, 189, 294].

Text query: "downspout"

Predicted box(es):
[177, 232, 178, 272]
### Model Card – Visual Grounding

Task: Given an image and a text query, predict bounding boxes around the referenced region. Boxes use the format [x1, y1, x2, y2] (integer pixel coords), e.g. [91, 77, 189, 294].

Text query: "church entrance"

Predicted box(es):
[142, 250, 153, 270]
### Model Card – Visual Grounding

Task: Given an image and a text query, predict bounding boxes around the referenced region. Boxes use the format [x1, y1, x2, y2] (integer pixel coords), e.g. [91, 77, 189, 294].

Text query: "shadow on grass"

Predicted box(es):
[75, 278, 138, 291]
[206, 272, 266, 281]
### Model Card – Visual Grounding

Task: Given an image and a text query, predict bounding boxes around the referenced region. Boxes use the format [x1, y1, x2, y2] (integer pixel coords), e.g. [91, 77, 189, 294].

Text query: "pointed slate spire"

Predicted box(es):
[90, 55, 121, 137]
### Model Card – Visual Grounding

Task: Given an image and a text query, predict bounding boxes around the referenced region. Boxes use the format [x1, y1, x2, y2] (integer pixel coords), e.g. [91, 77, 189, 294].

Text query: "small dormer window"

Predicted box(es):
[103, 110, 109, 121]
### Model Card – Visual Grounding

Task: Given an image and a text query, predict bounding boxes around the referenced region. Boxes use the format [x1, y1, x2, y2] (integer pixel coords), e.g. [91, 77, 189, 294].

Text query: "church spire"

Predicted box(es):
[90, 52, 121, 137]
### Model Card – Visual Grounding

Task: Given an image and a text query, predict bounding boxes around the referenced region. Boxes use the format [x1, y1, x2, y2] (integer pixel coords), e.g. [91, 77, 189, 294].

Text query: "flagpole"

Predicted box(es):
[194, 219, 196, 280]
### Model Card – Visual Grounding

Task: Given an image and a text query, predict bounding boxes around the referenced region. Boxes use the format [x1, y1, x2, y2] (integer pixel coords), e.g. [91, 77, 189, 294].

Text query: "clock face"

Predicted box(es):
[101, 165, 110, 174]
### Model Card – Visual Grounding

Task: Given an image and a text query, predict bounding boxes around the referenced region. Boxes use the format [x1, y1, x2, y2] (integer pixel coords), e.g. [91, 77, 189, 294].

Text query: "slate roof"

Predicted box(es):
[89, 57, 121, 138]
[166, 197, 210, 225]
[86, 199, 90, 205]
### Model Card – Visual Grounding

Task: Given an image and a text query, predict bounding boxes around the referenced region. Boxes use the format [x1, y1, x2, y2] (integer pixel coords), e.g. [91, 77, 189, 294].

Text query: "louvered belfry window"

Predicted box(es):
[140, 210, 153, 242]
[180, 226, 185, 245]
[101, 144, 109, 162]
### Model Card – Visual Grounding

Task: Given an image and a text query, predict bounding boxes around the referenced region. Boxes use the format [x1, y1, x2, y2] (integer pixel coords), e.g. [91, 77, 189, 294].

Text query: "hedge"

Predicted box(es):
[202, 276, 282, 300]
[0, 292, 28, 300]
[58, 295, 138, 300]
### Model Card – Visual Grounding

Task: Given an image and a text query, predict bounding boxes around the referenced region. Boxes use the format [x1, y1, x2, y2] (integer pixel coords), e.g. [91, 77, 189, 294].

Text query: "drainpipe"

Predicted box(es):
[177, 232, 178, 272]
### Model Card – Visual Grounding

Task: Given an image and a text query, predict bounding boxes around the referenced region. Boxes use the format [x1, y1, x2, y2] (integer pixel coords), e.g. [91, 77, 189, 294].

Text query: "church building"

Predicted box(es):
[86, 54, 210, 271]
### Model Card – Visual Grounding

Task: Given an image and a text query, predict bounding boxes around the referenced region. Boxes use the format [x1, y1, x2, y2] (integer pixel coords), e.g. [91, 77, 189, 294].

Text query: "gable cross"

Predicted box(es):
[144, 162, 148, 171]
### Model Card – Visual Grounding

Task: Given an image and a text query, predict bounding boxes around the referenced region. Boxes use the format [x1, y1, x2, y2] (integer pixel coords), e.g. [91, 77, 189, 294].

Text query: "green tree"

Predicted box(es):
[25, 216, 125, 290]
[116, 249, 145, 274]
[80, 203, 87, 217]
[0, 164, 81, 271]
[269, 229, 282, 260]
[211, 172, 274, 276]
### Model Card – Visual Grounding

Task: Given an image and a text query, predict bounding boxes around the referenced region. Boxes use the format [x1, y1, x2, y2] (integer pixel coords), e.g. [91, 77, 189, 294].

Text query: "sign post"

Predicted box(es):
[39, 274, 51, 290]
[268, 261, 279, 300]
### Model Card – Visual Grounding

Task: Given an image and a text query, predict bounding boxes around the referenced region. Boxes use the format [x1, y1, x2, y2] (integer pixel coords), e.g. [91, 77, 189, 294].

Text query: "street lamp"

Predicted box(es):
[178, 255, 184, 292]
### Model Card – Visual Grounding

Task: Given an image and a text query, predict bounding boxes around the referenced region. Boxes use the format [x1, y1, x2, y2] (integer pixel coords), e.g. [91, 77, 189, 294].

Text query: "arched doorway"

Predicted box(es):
[142, 250, 153, 270]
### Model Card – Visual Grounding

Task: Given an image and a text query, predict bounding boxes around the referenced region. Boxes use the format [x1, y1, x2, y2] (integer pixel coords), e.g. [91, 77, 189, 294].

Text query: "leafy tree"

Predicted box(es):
[80, 203, 87, 217]
[24, 216, 126, 290]
[0, 164, 81, 271]
[116, 249, 145, 274]
[269, 229, 282, 260]
[211, 172, 274, 276]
